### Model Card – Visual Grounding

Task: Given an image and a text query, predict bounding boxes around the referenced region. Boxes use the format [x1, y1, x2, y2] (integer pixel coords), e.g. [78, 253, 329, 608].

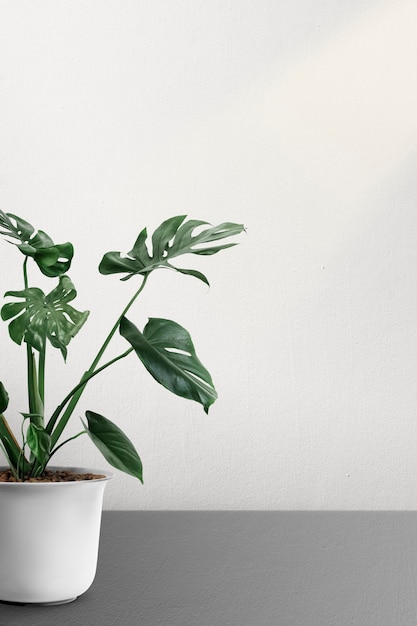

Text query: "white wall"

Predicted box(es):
[0, 0, 416, 509]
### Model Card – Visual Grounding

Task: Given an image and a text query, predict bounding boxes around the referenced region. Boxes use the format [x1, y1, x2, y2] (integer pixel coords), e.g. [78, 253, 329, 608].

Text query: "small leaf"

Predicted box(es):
[0, 415, 30, 474]
[26, 423, 51, 465]
[83, 411, 143, 482]
[0, 382, 9, 413]
[120, 316, 217, 413]
[33, 242, 74, 277]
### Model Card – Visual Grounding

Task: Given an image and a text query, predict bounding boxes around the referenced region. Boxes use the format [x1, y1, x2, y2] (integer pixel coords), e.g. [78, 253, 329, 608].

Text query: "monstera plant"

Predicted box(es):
[0, 210, 244, 482]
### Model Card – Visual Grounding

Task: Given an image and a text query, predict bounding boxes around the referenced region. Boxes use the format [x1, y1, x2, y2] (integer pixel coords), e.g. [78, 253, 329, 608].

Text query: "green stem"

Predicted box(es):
[90, 274, 148, 371]
[49, 430, 86, 459]
[23, 257, 44, 423]
[45, 275, 148, 449]
[46, 347, 134, 446]
[0, 414, 30, 474]
[30, 430, 88, 478]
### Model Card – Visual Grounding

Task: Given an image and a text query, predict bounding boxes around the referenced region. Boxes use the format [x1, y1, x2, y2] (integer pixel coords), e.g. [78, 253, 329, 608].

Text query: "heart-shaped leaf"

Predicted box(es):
[99, 216, 244, 284]
[119, 316, 217, 414]
[82, 410, 143, 482]
[1, 275, 89, 359]
[0, 210, 73, 277]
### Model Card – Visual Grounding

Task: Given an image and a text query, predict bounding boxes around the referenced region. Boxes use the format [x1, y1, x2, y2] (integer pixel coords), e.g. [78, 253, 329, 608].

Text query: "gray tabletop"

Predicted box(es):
[1, 511, 417, 625]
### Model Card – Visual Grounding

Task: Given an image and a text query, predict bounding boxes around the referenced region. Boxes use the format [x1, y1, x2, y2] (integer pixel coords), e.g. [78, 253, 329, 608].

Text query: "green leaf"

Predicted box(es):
[0, 210, 73, 277]
[151, 215, 187, 260]
[119, 316, 217, 414]
[173, 267, 210, 286]
[99, 216, 244, 284]
[82, 410, 143, 482]
[1, 275, 89, 359]
[0, 415, 30, 474]
[26, 423, 51, 465]
[0, 382, 9, 413]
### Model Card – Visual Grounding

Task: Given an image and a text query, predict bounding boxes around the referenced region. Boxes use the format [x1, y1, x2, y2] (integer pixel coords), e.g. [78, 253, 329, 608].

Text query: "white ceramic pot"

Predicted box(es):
[0, 466, 112, 605]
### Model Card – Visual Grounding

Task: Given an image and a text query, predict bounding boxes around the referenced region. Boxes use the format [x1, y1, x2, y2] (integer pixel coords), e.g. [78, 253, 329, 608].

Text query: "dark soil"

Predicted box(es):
[0, 469, 106, 483]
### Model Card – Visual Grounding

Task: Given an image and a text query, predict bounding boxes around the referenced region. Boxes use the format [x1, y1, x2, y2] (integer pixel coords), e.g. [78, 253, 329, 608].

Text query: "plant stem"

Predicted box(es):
[90, 274, 148, 372]
[38, 343, 46, 411]
[45, 275, 148, 449]
[49, 430, 86, 459]
[46, 346, 134, 446]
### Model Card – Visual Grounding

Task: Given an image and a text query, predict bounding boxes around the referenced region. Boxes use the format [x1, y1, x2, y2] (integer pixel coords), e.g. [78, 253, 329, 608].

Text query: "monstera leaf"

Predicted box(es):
[1, 275, 89, 359]
[119, 316, 217, 413]
[0, 210, 73, 277]
[99, 215, 244, 284]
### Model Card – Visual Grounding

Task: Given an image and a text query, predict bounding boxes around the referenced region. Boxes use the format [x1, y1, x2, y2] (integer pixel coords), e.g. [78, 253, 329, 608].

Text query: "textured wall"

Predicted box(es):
[1, 0, 416, 509]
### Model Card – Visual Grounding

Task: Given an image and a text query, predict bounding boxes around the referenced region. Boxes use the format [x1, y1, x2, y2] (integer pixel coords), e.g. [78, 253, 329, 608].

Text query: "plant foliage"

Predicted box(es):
[0, 211, 244, 481]
[1, 276, 89, 359]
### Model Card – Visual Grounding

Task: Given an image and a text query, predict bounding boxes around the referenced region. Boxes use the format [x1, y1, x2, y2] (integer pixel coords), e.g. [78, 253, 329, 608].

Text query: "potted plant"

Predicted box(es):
[0, 210, 244, 605]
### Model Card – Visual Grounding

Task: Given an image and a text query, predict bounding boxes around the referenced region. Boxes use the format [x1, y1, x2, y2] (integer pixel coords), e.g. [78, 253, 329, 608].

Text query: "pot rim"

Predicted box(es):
[0, 466, 114, 485]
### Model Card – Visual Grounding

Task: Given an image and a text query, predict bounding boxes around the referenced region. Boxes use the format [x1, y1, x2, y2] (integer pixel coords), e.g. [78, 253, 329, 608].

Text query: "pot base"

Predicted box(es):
[0, 597, 77, 606]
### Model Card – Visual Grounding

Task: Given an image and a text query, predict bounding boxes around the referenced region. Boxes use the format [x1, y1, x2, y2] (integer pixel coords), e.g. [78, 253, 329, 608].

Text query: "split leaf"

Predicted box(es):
[26, 423, 51, 465]
[99, 215, 244, 284]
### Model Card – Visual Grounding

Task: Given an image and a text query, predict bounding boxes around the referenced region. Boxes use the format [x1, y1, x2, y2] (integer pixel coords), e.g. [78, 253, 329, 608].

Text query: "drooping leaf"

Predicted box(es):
[1, 275, 89, 359]
[0, 382, 9, 413]
[0, 210, 73, 277]
[26, 423, 51, 465]
[99, 215, 244, 284]
[119, 316, 217, 414]
[0, 212, 34, 242]
[82, 411, 143, 482]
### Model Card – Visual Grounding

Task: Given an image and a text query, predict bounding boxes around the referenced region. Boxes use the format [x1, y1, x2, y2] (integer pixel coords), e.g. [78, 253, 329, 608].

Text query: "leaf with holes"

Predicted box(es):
[120, 316, 217, 413]
[83, 411, 143, 482]
[1, 275, 89, 359]
[0, 209, 73, 277]
[99, 215, 244, 284]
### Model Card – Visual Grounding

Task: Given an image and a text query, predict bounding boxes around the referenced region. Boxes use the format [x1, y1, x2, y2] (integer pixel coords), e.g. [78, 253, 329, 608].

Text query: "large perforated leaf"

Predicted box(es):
[99, 215, 244, 284]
